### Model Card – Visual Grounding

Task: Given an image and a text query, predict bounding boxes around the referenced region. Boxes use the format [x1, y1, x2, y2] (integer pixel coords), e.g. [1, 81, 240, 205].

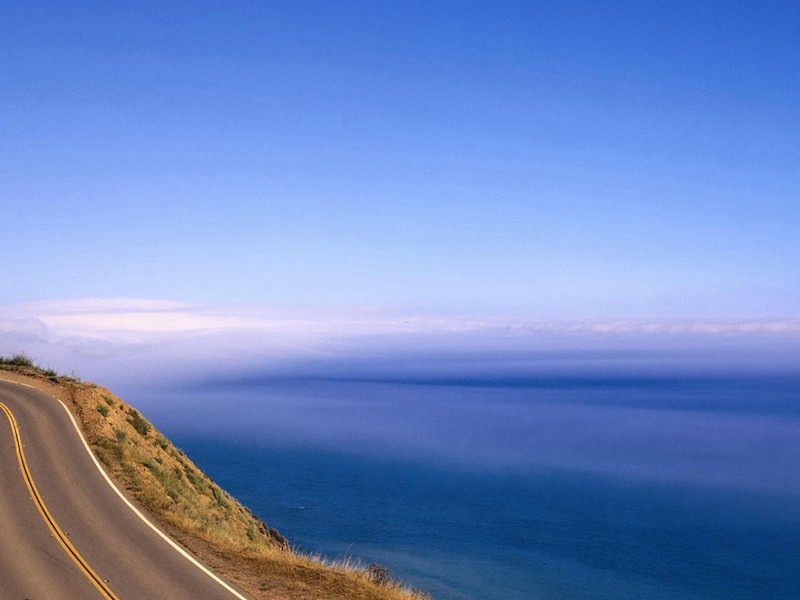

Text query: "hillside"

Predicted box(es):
[0, 357, 428, 600]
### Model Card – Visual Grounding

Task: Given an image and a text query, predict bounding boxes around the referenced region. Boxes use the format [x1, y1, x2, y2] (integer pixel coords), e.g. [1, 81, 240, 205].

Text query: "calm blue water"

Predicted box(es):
[129, 373, 800, 599]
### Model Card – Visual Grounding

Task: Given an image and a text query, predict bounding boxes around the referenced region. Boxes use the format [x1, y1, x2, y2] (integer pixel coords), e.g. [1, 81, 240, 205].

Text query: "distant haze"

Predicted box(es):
[2, 299, 799, 390]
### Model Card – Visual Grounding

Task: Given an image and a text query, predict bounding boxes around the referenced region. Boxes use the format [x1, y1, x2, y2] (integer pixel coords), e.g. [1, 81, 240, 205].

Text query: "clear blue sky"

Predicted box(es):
[2, 1, 798, 317]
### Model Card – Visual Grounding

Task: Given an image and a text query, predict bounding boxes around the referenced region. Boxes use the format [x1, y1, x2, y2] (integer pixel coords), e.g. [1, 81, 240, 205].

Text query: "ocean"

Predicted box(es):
[128, 371, 800, 599]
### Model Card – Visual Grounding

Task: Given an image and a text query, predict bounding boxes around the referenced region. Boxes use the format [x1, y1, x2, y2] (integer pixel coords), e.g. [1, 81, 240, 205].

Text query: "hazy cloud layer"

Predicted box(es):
[1, 298, 799, 387]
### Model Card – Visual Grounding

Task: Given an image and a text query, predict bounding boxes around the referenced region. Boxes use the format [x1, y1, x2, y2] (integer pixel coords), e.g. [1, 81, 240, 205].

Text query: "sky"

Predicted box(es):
[1, 2, 799, 380]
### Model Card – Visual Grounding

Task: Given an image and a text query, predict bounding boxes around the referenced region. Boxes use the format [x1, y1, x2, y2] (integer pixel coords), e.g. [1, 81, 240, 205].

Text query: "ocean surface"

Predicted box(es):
[129, 372, 800, 599]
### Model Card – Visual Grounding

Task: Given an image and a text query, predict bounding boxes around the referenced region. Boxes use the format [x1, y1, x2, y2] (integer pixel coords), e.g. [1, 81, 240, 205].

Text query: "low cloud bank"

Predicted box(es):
[1, 298, 799, 389]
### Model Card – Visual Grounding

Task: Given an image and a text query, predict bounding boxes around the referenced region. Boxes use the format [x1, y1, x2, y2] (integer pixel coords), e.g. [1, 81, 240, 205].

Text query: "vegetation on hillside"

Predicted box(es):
[0, 355, 429, 600]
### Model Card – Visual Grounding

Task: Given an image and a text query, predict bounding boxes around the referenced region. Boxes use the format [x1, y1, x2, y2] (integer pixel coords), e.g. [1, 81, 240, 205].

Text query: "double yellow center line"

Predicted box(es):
[0, 402, 121, 600]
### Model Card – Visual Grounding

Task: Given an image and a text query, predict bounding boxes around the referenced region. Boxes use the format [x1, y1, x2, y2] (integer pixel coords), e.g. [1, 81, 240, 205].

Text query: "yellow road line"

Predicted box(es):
[0, 402, 121, 600]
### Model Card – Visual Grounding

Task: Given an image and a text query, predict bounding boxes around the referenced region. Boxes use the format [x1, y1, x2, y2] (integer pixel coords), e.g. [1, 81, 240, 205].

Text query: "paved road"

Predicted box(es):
[0, 379, 248, 600]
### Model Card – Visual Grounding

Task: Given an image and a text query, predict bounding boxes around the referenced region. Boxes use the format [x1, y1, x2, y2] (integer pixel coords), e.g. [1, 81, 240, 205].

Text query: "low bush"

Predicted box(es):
[0, 353, 35, 367]
[127, 408, 151, 436]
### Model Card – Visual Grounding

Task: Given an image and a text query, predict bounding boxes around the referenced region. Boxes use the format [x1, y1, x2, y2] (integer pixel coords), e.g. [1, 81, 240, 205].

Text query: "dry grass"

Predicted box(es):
[0, 361, 430, 600]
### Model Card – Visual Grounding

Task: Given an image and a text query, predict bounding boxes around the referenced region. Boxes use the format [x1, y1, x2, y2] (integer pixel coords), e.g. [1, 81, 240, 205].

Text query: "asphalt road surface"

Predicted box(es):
[0, 379, 248, 600]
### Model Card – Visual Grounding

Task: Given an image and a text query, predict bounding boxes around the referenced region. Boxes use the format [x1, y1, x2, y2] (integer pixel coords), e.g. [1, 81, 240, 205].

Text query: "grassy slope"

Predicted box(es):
[0, 363, 428, 600]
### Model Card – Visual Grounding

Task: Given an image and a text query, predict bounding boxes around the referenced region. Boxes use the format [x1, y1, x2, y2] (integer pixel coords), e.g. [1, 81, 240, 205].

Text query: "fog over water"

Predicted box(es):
[148, 374, 800, 498]
[121, 344, 800, 599]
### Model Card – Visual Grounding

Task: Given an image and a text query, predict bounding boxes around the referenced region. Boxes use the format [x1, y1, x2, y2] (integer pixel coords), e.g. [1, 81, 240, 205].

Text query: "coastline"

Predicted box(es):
[0, 363, 428, 600]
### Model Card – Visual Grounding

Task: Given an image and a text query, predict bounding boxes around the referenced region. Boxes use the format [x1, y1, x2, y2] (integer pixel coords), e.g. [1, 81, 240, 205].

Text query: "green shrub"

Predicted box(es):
[0, 353, 35, 367]
[211, 486, 231, 510]
[103, 395, 115, 407]
[140, 458, 161, 473]
[127, 408, 151, 436]
[97, 404, 109, 417]
[184, 467, 207, 493]
[122, 462, 142, 491]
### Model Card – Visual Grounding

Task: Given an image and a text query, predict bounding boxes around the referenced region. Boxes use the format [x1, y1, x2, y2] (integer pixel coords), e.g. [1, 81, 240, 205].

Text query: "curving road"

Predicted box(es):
[0, 379, 249, 600]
